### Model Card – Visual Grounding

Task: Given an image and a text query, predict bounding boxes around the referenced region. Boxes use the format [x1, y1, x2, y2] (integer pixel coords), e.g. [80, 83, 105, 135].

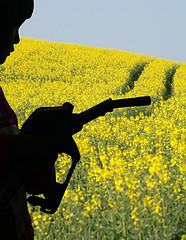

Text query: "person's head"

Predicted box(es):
[0, 0, 34, 64]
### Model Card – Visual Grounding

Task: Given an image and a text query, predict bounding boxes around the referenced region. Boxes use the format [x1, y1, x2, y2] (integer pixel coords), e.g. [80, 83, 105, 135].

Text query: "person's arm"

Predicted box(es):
[0, 135, 13, 176]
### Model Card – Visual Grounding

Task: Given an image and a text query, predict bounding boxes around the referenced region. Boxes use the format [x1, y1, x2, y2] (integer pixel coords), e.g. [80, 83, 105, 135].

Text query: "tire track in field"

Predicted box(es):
[120, 61, 150, 95]
[114, 61, 180, 120]
[120, 61, 180, 101]
[163, 65, 180, 100]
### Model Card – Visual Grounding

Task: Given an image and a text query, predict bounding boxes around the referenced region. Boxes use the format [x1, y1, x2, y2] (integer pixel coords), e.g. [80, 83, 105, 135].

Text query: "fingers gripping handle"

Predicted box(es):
[27, 138, 80, 214]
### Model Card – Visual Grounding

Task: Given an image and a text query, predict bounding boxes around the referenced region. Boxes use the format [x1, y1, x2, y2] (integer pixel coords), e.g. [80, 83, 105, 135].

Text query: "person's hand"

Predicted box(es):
[10, 134, 58, 169]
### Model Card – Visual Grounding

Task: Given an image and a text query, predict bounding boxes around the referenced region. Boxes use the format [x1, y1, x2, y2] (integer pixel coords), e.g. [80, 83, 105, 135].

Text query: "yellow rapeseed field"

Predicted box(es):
[0, 38, 185, 240]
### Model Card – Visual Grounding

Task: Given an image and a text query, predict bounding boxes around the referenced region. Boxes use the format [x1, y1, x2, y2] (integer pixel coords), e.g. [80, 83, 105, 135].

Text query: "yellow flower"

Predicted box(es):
[2, 37, 185, 239]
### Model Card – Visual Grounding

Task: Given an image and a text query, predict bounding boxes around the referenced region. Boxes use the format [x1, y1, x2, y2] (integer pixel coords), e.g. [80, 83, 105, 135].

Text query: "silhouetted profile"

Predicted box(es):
[0, 1, 42, 239]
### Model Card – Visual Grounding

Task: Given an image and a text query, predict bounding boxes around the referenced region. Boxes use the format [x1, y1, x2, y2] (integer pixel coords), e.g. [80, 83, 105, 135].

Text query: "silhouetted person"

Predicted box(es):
[0, 1, 58, 239]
